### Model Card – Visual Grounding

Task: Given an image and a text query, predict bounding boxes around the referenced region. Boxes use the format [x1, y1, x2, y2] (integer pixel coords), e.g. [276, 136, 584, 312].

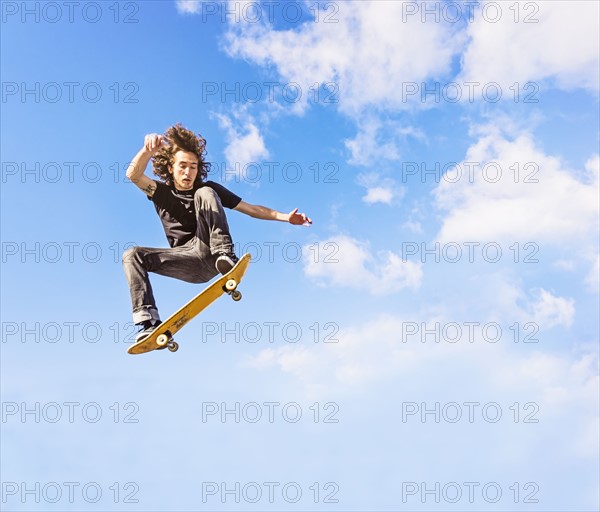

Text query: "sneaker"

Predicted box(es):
[215, 252, 239, 275]
[135, 320, 161, 343]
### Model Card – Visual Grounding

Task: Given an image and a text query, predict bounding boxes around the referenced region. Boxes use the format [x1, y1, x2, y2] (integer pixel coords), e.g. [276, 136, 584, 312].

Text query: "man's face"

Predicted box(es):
[169, 150, 199, 190]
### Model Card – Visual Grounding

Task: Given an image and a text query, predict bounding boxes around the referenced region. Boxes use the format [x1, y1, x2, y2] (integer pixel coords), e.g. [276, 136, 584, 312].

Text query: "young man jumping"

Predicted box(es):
[123, 124, 312, 342]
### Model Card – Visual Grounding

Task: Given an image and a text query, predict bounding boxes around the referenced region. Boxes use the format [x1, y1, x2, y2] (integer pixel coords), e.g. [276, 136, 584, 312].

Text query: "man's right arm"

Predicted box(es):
[125, 134, 163, 197]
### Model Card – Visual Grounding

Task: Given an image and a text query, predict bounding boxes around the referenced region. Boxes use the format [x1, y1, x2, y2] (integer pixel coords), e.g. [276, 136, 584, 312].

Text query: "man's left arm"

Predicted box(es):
[234, 200, 312, 226]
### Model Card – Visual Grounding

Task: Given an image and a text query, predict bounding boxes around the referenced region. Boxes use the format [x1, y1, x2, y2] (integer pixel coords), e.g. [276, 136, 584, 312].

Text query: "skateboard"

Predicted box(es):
[127, 253, 251, 355]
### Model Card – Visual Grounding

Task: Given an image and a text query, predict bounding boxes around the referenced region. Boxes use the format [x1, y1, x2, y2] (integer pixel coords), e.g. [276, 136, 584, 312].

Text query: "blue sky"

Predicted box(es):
[1, 1, 599, 510]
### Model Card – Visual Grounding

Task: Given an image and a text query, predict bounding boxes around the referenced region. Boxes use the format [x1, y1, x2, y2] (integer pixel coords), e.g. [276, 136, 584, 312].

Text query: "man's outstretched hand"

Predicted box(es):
[288, 208, 312, 226]
[144, 133, 166, 155]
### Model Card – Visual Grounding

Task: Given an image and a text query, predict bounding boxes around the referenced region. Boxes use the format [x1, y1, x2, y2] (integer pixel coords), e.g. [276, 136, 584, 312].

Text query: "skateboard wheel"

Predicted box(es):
[167, 341, 179, 352]
[225, 278, 237, 291]
[157, 334, 169, 346]
[231, 290, 242, 301]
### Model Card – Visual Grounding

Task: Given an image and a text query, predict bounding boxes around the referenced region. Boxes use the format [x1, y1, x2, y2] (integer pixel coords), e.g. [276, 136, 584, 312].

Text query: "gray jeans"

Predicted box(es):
[122, 187, 235, 324]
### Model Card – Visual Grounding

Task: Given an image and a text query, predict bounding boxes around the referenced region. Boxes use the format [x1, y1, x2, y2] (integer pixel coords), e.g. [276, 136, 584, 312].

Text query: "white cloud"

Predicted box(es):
[434, 124, 599, 247]
[344, 117, 400, 165]
[223, 1, 462, 116]
[356, 172, 404, 205]
[459, 0, 600, 92]
[175, 0, 201, 15]
[362, 187, 394, 205]
[529, 288, 575, 329]
[213, 111, 269, 170]
[303, 235, 422, 295]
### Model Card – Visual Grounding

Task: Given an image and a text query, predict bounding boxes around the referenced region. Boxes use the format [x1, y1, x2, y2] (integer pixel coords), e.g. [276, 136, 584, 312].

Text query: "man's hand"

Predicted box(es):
[288, 208, 312, 226]
[144, 133, 165, 155]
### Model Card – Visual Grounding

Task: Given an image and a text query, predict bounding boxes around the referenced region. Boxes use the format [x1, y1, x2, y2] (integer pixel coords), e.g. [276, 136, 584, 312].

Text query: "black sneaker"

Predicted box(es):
[135, 320, 161, 343]
[215, 253, 239, 275]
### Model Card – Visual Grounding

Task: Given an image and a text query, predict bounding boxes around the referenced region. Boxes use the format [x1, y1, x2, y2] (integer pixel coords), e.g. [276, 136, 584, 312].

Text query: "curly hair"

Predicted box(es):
[152, 123, 211, 186]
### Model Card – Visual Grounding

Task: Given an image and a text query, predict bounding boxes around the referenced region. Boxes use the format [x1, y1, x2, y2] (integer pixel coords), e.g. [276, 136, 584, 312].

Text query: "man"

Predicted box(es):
[123, 124, 312, 342]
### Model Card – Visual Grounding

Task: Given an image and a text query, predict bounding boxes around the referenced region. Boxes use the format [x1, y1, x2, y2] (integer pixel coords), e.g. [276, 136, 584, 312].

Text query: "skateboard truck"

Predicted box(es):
[156, 331, 179, 352]
[224, 278, 242, 301]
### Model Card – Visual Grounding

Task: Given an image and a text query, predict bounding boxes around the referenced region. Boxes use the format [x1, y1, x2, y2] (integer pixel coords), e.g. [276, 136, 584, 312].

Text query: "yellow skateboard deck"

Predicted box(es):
[127, 253, 251, 355]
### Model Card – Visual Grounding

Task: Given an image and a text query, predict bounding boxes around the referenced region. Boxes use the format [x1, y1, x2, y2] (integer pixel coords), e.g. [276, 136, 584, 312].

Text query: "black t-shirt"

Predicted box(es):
[148, 180, 242, 247]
